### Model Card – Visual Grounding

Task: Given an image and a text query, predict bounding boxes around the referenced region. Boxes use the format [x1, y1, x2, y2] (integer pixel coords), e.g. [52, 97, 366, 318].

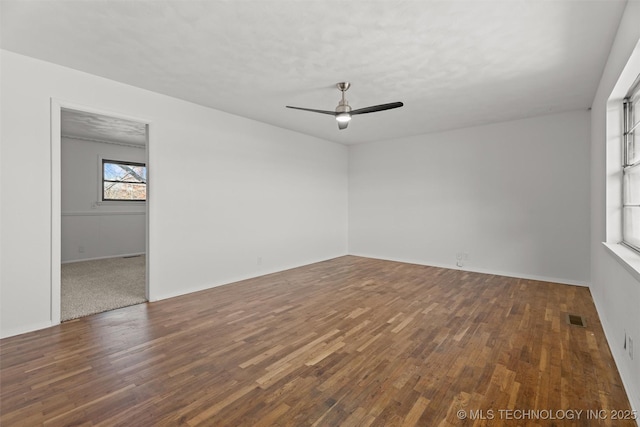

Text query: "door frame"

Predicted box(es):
[50, 98, 153, 325]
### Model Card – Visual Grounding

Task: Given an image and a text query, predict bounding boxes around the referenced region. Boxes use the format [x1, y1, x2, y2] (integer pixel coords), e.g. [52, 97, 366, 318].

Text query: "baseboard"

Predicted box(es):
[591, 293, 640, 418]
[151, 254, 348, 302]
[347, 253, 590, 287]
[0, 320, 53, 340]
[153, 251, 589, 303]
[62, 252, 146, 264]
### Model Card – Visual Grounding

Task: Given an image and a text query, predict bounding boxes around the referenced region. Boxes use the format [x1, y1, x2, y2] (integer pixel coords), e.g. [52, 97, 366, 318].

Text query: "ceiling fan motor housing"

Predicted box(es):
[336, 101, 351, 114]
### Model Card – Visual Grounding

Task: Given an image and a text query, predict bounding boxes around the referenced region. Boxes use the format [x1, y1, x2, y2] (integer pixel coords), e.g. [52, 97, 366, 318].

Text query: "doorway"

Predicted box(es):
[51, 101, 151, 323]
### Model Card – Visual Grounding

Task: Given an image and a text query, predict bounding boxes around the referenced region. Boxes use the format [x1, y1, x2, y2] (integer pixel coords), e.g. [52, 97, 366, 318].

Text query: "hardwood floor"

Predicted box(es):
[0, 256, 635, 426]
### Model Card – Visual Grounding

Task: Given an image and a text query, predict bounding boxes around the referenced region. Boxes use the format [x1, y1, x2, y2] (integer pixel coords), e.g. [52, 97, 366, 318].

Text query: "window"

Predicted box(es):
[623, 76, 640, 252]
[102, 159, 147, 201]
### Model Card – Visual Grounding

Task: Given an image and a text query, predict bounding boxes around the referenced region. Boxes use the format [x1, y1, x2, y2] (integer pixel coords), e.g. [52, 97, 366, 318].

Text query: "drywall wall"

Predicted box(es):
[61, 137, 146, 262]
[590, 0, 640, 412]
[0, 50, 348, 338]
[349, 110, 590, 285]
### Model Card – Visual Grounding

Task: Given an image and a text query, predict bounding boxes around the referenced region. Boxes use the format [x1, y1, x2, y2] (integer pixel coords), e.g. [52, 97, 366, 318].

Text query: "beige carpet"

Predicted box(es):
[61, 255, 146, 321]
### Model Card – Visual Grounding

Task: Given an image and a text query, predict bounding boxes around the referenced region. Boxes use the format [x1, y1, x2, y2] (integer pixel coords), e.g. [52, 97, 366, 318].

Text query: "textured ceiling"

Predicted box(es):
[61, 109, 147, 146]
[0, 0, 627, 145]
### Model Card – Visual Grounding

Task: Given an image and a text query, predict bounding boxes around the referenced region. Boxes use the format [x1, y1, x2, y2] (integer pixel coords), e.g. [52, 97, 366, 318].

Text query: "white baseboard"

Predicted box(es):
[347, 253, 590, 287]
[0, 320, 53, 339]
[591, 293, 640, 418]
[62, 252, 146, 264]
[151, 254, 347, 302]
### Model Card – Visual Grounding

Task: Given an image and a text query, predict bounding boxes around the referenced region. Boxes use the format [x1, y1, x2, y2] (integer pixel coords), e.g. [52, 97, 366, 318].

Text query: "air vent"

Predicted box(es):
[566, 314, 586, 327]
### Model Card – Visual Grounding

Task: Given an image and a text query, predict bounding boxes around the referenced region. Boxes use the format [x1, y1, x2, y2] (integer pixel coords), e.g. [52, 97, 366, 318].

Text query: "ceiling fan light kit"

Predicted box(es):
[336, 113, 351, 123]
[286, 82, 403, 130]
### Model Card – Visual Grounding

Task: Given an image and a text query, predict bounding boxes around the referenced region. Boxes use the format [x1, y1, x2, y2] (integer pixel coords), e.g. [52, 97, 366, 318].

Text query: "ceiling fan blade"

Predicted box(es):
[286, 106, 337, 116]
[350, 102, 404, 115]
[338, 120, 349, 130]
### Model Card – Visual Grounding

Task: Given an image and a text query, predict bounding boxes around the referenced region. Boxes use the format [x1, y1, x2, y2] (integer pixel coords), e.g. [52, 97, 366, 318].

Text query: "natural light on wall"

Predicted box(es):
[604, 39, 640, 276]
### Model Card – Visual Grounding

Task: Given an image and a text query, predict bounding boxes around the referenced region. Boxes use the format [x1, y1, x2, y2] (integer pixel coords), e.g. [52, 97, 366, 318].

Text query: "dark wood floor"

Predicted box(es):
[0, 256, 635, 426]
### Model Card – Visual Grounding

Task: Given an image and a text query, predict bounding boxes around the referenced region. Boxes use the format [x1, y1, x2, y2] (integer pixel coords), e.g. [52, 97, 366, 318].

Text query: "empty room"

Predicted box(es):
[1, 1, 639, 426]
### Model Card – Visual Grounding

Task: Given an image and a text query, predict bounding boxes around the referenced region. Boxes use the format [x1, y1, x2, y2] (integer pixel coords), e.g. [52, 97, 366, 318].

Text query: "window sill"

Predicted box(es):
[602, 242, 640, 282]
[94, 200, 146, 207]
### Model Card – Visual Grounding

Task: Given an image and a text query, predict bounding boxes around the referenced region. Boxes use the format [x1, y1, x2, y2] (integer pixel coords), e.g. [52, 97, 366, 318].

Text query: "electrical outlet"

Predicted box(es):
[78, 246, 85, 253]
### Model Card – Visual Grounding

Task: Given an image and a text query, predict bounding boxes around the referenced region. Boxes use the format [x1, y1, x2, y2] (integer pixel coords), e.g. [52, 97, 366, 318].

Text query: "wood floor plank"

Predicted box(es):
[0, 256, 635, 426]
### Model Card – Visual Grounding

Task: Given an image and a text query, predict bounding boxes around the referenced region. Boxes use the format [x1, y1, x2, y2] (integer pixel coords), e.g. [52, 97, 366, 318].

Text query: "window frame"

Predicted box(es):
[101, 158, 147, 202]
[622, 75, 640, 253]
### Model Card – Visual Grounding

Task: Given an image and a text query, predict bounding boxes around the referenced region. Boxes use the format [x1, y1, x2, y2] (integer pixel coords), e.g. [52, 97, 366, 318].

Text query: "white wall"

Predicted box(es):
[590, 1, 640, 412]
[0, 50, 348, 338]
[1, 18, 637, 412]
[61, 137, 146, 262]
[349, 110, 590, 285]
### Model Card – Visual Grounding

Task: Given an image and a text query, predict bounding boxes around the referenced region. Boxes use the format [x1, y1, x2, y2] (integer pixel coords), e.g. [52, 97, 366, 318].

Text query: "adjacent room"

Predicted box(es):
[60, 109, 148, 320]
[1, 1, 639, 425]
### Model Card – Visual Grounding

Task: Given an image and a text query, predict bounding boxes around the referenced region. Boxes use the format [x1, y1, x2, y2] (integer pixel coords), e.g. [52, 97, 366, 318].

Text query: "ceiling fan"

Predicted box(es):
[286, 82, 403, 130]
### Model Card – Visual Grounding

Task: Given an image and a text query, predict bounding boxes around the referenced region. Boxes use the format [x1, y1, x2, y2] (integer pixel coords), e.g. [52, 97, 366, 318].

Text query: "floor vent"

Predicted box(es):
[566, 314, 586, 327]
